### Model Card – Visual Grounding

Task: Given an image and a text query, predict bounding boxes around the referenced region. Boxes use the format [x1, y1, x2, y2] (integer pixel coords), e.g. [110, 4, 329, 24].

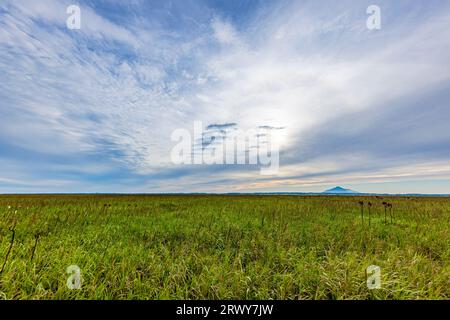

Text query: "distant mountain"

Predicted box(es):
[322, 186, 359, 194]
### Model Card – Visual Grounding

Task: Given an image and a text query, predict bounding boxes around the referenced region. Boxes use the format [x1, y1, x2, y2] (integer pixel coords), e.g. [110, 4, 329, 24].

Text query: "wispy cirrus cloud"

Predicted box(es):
[1, 0, 450, 193]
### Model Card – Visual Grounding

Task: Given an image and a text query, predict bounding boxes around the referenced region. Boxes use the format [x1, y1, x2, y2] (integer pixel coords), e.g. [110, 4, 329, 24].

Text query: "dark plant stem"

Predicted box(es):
[360, 206, 364, 224]
[30, 233, 40, 262]
[1, 228, 15, 273]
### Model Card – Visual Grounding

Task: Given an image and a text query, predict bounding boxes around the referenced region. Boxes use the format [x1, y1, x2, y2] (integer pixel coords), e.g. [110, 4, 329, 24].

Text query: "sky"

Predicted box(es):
[1, 0, 450, 194]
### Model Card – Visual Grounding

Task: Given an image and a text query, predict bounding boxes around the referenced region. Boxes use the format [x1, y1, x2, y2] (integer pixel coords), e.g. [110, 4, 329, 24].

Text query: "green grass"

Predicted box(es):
[0, 194, 448, 299]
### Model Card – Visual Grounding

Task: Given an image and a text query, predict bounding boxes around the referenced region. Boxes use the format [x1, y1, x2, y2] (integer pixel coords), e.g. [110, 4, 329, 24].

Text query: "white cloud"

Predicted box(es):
[211, 17, 240, 45]
[1, 0, 450, 192]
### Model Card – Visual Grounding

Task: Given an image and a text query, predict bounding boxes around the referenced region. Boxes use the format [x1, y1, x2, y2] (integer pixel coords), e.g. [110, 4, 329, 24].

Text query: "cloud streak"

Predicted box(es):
[1, 0, 450, 193]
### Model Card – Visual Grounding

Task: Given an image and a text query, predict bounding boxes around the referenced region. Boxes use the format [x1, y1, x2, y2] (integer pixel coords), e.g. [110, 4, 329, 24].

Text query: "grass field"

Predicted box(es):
[0, 194, 448, 300]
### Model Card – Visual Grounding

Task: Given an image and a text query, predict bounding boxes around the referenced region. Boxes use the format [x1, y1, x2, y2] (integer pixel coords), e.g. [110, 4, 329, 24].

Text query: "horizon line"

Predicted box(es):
[1, 192, 450, 197]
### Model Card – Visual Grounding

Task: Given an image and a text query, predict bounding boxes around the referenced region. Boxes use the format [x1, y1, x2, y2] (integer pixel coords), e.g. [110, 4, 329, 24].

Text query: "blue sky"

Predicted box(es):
[1, 0, 450, 194]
